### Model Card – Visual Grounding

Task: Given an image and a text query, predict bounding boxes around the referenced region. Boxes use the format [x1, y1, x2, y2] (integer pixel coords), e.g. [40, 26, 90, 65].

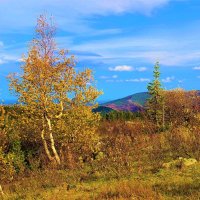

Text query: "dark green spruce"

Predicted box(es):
[146, 62, 165, 131]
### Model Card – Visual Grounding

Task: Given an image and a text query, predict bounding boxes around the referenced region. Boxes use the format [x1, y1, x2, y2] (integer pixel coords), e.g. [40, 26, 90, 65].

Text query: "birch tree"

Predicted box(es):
[9, 15, 102, 165]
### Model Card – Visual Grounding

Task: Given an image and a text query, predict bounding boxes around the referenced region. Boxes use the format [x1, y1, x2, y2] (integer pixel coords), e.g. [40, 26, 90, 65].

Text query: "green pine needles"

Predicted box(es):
[147, 62, 165, 131]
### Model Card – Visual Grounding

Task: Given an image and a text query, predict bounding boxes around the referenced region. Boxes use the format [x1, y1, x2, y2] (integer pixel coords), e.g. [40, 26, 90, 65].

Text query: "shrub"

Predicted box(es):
[0, 148, 15, 182]
[163, 126, 200, 160]
[147, 125, 200, 171]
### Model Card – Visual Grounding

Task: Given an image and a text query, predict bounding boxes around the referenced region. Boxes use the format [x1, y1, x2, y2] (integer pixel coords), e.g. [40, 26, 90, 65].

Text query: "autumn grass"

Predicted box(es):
[95, 180, 163, 200]
[1, 163, 200, 200]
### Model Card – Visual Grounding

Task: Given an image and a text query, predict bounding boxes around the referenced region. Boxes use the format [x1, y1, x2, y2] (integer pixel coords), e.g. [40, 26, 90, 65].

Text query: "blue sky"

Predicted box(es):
[0, 0, 200, 102]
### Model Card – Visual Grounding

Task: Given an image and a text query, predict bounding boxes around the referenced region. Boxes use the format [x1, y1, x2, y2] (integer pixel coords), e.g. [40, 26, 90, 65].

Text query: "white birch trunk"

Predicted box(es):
[45, 116, 61, 165]
[0, 185, 4, 197]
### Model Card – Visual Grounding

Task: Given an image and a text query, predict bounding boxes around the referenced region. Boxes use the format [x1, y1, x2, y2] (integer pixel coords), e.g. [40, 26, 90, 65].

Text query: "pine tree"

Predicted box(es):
[147, 62, 165, 131]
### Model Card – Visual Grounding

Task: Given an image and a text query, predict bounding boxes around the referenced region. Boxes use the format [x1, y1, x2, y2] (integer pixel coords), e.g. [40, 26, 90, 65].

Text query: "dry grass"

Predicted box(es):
[2, 165, 200, 200]
[95, 180, 163, 200]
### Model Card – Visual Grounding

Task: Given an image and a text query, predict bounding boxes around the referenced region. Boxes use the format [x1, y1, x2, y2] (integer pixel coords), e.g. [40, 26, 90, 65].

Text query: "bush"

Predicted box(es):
[164, 126, 200, 160]
[0, 148, 15, 182]
[95, 120, 153, 176]
[147, 125, 200, 171]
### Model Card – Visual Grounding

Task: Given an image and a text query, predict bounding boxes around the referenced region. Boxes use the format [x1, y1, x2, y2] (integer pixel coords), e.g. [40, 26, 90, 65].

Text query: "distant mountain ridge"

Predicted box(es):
[97, 90, 200, 113]
[98, 92, 150, 112]
[3, 91, 199, 113]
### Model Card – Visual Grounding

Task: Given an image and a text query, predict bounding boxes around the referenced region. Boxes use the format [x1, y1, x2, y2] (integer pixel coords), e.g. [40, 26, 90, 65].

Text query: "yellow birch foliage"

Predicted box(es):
[9, 15, 102, 165]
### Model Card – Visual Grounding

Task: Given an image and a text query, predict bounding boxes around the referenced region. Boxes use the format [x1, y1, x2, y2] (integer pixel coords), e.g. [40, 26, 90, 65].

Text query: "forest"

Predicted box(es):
[1, 15, 200, 200]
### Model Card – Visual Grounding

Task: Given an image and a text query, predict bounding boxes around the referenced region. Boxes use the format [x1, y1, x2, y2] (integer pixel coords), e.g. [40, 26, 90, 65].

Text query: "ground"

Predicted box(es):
[2, 163, 200, 200]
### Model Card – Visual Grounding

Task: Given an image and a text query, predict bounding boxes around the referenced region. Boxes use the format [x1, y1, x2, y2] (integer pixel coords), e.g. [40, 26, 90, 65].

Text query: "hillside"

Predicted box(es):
[93, 106, 114, 113]
[101, 92, 150, 112]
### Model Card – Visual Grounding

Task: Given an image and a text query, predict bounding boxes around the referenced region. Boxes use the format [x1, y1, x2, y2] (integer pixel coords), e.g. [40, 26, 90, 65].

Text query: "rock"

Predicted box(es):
[162, 157, 198, 169]
[162, 159, 182, 169]
[181, 158, 197, 167]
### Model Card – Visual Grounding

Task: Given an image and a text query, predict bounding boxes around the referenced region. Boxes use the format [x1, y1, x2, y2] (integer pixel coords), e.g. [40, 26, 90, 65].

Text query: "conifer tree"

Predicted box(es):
[146, 62, 165, 130]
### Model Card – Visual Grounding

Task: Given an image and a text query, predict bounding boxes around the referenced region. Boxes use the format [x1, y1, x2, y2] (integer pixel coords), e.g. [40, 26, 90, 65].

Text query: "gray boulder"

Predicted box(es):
[162, 157, 198, 169]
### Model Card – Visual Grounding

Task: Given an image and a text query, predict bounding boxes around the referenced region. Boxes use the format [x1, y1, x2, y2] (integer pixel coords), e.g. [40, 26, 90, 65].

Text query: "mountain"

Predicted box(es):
[100, 92, 150, 112]
[92, 106, 114, 113]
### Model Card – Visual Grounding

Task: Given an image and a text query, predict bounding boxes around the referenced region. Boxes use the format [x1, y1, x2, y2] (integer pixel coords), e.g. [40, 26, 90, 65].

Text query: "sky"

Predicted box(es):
[0, 0, 200, 102]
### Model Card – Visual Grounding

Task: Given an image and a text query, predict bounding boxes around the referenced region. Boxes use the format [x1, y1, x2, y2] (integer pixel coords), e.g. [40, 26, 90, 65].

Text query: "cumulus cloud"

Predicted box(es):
[109, 65, 133, 71]
[162, 76, 175, 83]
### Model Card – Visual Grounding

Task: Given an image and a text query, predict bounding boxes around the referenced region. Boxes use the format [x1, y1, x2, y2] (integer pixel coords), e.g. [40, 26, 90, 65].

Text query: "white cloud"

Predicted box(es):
[0, 0, 195, 68]
[125, 78, 150, 82]
[0, 54, 21, 65]
[105, 77, 150, 83]
[73, 37, 168, 53]
[106, 80, 115, 83]
[112, 75, 118, 79]
[109, 65, 133, 71]
[100, 76, 109, 79]
[72, 34, 200, 66]
[68, 0, 172, 15]
[136, 67, 147, 72]
[0, 59, 4, 65]
[0, 41, 3, 48]
[108, 65, 148, 72]
[100, 75, 118, 79]
[178, 79, 184, 83]
[0, 0, 174, 34]
[193, 66, 200, 70]
[162, 76, 175, 83]
[0, 0, 192, 67]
